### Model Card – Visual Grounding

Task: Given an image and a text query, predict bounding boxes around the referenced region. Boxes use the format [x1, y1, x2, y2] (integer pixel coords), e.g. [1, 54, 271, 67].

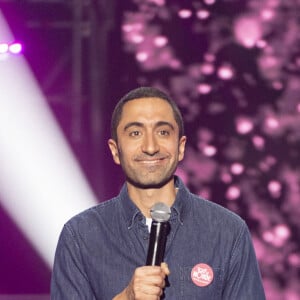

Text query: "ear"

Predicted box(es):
[108, 139, 121, 165]
[178, 136, 187, 162]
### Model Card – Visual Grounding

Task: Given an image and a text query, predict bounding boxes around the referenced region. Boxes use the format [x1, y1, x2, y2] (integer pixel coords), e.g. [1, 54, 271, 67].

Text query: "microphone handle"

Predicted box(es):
[146, 221, 170, 266]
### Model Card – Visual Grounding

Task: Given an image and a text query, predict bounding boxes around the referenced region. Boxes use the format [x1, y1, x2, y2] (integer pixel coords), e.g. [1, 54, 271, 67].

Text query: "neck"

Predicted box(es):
[126, 179, 177, 218]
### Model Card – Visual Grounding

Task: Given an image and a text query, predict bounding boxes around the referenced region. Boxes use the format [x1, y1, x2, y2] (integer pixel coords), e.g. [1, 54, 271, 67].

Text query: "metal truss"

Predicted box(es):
[0, 0, 118, 197]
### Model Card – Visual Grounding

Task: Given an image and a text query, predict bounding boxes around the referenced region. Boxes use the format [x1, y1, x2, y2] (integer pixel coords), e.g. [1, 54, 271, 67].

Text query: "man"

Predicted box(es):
[51, 86, 266, 299]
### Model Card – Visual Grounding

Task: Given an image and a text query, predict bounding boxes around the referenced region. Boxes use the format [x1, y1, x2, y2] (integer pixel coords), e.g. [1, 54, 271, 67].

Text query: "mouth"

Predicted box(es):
[138, 158, 164, 164]
[135, 155, 167, 165]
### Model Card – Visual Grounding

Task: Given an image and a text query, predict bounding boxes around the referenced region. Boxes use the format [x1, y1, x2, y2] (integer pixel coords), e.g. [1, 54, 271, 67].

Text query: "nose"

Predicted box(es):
[141, 132, 159, 155]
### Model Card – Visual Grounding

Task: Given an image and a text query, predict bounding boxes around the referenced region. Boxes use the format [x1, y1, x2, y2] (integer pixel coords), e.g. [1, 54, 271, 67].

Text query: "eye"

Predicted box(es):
[158, 130, 170, 136]
[129, 130, 141, 137]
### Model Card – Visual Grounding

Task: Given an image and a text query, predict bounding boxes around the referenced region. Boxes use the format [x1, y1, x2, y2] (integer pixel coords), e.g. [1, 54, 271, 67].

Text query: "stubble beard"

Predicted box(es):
[117, 144, 179, 189]
[123, 158, 178, 189]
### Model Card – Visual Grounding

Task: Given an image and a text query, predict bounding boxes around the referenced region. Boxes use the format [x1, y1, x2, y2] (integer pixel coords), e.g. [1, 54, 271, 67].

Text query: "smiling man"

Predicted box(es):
[51, 87, 266, 299]
[108, 95, 186, 217]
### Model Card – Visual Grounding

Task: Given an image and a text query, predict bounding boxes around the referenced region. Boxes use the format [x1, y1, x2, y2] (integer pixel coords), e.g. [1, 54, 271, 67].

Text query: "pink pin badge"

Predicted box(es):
[191, 263, 214, 287]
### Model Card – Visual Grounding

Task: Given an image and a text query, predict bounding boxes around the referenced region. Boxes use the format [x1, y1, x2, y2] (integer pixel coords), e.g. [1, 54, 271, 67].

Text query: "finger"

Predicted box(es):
[132, 280, 164, 299]
[161, 262, 170, 276]
[135, 266, 162, 276]
[135, 273, 166, 288]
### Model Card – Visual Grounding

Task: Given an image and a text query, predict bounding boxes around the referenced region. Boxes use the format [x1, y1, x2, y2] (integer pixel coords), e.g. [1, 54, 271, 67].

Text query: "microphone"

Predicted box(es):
[146, 202, 171, 266]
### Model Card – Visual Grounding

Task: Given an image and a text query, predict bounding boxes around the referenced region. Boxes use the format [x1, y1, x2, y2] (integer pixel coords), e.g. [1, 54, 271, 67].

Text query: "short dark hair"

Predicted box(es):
[111, 86, 184, 141]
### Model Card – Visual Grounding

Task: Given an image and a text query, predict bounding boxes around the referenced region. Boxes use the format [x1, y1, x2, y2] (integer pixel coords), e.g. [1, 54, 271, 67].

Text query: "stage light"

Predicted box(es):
[252, 135, 266, 151]
[230, 163, 244, 175]
[196, 9, 210, 20]
[268, 180, 282, 198]
[154, 36, 168, 47]
[0, 43, 9, 54]
[217, 64, 234, 80]
[234, 15, 262, 48]
[197, 83, 212, 94]
[235, 117, 254, 135]
[202, 145, 217, 157]
[136, 51, 149, 62]
[0, 42, 22, 55]
[0, 11, 98, 268]
[9, 42, 22, 54]
[178, 9, 192, 19]
[226, 185, 241, 201]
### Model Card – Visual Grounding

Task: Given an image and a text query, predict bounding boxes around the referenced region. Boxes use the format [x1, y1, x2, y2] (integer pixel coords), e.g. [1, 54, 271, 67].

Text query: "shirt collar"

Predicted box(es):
[119, 175, 190, 229]
[119, 184, 141, 229]
[171, 175, 189, 225]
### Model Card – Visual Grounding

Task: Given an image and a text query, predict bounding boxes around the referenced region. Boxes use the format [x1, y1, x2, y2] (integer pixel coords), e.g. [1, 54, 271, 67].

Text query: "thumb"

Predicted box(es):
[161, 262, 170, 276]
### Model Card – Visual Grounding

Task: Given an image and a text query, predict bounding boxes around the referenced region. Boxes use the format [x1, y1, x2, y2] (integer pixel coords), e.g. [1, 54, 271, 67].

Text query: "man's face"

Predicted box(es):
[108, 97, 186, 188]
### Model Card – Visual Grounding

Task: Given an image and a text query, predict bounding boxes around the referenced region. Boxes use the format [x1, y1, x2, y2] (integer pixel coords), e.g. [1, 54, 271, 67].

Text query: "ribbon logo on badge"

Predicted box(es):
[191, 263, 214, 287]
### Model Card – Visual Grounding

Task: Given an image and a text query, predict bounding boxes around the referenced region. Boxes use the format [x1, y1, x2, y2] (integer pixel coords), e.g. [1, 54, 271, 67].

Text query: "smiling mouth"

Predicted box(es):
[134, 154, 169, 165]
[138, 159, 164, 164]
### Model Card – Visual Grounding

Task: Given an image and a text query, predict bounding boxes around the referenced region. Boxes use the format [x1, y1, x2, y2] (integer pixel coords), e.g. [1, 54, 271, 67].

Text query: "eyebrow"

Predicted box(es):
[123, 122, 143, 132]
[123, 121, 175, 132]
[156, 121, 175, 131]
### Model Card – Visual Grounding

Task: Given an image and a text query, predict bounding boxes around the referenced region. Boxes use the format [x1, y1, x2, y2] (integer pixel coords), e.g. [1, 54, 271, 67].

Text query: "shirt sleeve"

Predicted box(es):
[51, 224, 96, 299]
[222, 221, 266, 300]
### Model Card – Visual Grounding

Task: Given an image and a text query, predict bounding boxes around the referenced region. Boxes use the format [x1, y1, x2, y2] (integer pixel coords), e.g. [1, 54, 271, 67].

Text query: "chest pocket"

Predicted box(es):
[180, 265, 223, 299]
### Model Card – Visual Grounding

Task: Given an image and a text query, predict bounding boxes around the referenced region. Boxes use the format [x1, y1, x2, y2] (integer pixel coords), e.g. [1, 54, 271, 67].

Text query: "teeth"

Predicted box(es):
[141, 160, 160, 163]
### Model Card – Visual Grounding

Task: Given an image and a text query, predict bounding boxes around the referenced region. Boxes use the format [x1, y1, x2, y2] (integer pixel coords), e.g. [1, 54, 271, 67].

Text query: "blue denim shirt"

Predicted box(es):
[51, 176, 265, 299]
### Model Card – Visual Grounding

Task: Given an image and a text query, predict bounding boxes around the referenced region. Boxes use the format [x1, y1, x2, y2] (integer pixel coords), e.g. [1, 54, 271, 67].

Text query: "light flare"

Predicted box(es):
[0, 12, 98, 268]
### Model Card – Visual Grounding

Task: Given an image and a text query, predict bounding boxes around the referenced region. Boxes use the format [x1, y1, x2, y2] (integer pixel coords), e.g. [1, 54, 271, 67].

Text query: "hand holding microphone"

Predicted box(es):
[114, 203, 171, 300]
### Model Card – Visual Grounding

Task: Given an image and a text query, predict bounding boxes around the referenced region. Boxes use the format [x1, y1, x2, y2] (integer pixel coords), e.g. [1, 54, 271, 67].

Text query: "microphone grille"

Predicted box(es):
[150, 202, 171, 222]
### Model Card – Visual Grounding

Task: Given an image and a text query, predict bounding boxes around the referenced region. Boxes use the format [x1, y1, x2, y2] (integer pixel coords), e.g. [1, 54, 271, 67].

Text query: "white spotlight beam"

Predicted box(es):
[0, 11, 98, 268]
